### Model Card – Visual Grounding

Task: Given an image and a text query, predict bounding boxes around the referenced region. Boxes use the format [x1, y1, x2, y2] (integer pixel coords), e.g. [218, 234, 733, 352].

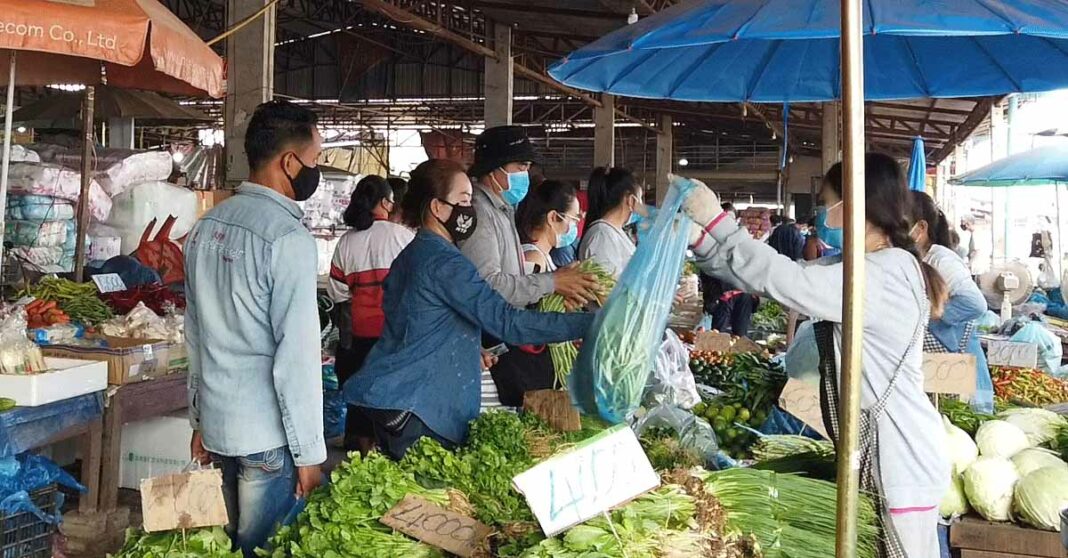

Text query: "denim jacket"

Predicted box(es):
[185, 183, 326, 467]
[346, 230, 593, 443]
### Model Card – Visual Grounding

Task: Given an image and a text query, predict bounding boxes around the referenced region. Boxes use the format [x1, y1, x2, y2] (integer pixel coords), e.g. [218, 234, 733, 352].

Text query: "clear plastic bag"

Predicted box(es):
[570, 177, 694, 423]
[632, 404, 719, 466]
[645, 329, 701, 409]
[785, 321, 820, 382]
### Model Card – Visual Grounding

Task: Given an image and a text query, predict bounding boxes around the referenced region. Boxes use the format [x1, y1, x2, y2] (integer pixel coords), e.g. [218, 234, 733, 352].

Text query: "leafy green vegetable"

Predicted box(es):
[259, 453, 447, 558]
[939, 398, 995, 436]
[108, 527, 240, 558]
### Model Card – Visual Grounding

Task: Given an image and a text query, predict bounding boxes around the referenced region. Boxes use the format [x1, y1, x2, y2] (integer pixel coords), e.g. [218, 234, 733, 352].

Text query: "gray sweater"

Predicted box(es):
[694, 219, 950, 508]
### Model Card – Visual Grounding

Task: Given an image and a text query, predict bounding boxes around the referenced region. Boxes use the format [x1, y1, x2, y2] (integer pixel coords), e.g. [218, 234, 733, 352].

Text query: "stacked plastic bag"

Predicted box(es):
[105, 181, 197, 254]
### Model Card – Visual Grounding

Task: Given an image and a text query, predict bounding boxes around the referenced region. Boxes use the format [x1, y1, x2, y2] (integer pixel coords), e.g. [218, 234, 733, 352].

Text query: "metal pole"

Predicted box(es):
[73, 86, 95, 282]
[0, 52, 16, 284]
[836, 0, 866, 553]
[1057, 184, 1063, 280]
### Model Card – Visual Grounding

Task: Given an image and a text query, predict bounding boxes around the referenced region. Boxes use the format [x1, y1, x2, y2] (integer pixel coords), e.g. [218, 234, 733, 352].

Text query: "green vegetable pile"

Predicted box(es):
[260, 453, 450, 558]
[751, 435, 835, 462]
[700, 468, 881, 558]
[21, 276, 113, 325]
[689, 351, 785, 459]
[108, 527, 240, 558]
[940, 398, 995, 435]
[750, 300, 787, 335]
[638, 427, 704, 471]
[537, 260, 615, 388]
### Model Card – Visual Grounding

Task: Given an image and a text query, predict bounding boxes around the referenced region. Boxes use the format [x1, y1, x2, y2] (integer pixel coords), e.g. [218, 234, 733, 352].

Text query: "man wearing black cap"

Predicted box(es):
[461, 125, 600, 308]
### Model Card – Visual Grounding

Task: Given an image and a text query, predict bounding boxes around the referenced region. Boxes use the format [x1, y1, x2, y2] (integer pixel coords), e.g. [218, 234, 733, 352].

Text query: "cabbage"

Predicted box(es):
[1013, 466, 1068, 530]
[939, 474, 970, 518]
[943, 416, 978, 475]
[962, 456, 1019, 521]
[999, 408, 1068, 446]
[1011, 447, 1068, 477]
[975, 420, 1030, 458]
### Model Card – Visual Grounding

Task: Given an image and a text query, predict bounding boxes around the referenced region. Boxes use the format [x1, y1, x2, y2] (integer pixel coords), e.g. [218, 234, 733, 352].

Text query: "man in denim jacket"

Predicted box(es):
[184, 100, 325, 556]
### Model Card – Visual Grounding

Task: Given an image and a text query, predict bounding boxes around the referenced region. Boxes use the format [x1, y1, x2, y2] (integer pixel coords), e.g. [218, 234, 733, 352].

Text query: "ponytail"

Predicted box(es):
[344, 175, 392, 231]
[849, 155, 949, 319]
[908, 191, 952, 249]
[585, 166, 637, 228]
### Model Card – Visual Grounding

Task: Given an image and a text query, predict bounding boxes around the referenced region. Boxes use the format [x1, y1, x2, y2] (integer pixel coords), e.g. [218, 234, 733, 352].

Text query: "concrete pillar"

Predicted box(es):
[224, 0, 276, 186]
[107, 117, 134, 149]
[821, 102, 840, 174]
[655, 114, 673, 204]
[593, 94, 615, 168]
[484, 22, 513, 128]
[953, 143, 966, 177]
[990, 101, 1007, 162]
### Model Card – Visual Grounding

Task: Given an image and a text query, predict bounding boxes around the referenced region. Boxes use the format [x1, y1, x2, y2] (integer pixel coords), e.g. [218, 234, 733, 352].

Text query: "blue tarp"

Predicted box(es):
[549, 0, 1068, 102]
[0, 393, 104, 458]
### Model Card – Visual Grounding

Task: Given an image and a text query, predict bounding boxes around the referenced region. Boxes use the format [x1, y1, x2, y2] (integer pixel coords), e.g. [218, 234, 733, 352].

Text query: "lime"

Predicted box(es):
[737, 408, 751, 422]
[720, 406, 737, 422]
[712, 418, 728, 432]
[726, 428, 739, 441]
[693, 402, 707, 415]
[733, 402, 743, 409]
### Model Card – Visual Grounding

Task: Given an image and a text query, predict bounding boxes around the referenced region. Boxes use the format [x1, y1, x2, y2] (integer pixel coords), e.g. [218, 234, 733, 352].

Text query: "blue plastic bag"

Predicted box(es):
[570, 177, 694, 423]
[1009, 321, 1062, 374]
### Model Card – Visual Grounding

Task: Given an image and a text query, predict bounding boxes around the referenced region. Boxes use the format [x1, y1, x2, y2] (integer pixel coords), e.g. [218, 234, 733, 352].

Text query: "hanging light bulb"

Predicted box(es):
[772, 131, 777, 140]
[742, 104, 748, 117]
[627, 8, 639, 24]
[678, 158, 689, 167]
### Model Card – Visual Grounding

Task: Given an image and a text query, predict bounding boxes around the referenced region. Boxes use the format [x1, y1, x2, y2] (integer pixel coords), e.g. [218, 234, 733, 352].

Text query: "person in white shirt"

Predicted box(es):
[578, 166, 643, 277]
[327, 175, 414, 452]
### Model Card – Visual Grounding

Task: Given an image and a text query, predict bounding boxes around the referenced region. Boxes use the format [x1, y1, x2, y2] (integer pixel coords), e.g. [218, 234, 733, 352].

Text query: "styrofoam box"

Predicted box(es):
[119, 412, 193, 490]
[0, 357, 107, 406]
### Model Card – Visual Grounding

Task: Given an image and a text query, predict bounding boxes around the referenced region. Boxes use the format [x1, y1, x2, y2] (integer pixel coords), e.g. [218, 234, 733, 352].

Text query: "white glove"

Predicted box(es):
[674, 174, 722, 226]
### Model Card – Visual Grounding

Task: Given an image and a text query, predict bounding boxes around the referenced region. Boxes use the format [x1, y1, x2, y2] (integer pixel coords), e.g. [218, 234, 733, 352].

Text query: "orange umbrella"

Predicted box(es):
[0, 0, 223, 97]
[0, 0, 224, 280]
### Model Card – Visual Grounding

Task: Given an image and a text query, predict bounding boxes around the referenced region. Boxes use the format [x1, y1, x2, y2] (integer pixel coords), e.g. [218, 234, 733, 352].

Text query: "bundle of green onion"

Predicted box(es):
[537, 259, 615, 388]
[700, 468, 880, 558]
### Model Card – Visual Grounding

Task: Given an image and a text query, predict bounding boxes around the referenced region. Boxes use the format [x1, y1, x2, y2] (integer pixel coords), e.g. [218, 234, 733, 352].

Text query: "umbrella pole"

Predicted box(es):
[836, 0, 866, 554]
[0, 52, 15, 285]
[73, 86, 94, 282]
[1057, 184, 1063, 279]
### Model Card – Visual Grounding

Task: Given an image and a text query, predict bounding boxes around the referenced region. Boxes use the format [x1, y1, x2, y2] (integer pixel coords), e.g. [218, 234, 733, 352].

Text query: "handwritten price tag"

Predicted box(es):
[987, 340, 1038, 369]
[91, 273, 127, 294]
[694, 332, 763, 354]
[381, 495, 491, 557]
[778, 378, 828, 439]
[512, 425, 660, 536]
[922, 353, 977, 396]
[140, 469, 228, 532]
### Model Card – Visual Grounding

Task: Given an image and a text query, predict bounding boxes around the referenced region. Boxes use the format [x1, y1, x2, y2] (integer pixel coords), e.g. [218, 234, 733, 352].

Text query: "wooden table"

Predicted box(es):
[951, 516, 1067, 557]
[99, 373, 188, 511]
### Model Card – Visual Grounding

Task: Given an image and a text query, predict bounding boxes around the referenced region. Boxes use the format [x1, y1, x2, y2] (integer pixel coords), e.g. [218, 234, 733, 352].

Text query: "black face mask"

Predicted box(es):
[284, 154, 322, 202]
[436, 199, 477, 243]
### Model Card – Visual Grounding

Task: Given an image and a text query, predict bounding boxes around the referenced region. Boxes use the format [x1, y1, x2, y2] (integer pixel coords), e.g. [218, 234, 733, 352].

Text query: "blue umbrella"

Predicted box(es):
[950, 144, 1068, 187]
[548, 0, 1068, 102]
[907, 137, 926, 192]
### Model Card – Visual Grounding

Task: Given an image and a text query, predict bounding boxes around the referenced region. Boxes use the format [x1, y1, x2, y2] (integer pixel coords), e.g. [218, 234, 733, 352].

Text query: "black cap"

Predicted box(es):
[469, 125, 538, 178]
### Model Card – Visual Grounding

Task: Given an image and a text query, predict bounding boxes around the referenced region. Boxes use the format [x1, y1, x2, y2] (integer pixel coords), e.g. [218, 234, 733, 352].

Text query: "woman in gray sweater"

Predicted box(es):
[683, 154, 950, 558]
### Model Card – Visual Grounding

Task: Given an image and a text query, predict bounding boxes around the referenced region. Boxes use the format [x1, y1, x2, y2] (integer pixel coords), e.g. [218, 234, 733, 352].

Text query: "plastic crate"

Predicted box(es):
[0, 485, 58, 558]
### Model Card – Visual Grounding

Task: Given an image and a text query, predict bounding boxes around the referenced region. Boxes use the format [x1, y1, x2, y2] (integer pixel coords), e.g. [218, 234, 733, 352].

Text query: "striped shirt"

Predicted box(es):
[328, 220, 414, 338]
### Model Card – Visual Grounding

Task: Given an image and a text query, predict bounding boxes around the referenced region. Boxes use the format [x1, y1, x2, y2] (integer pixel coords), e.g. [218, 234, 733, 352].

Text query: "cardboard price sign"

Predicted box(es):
[922, 353, 977, 396]
[141, 469, 228, 532]
[381, 495, 491, 557]
[512, 425, 660, 536]
[91, 273, 127, 294]
[778, 378, 828, 439]
[694, 332, 762, 354]
[987, 340, 1038, 369]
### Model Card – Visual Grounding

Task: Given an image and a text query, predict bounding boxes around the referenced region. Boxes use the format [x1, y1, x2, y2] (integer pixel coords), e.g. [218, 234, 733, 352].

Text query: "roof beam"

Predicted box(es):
[359, 0, 659, 134]
[467, 1, 622, 20]
[930, 96, 1002, 163]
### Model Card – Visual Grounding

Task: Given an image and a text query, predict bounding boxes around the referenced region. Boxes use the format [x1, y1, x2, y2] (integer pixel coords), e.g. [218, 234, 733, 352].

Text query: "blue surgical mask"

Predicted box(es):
[500, 169, 530, 206]
[626, 195, 647, 227]
[557, 220, 578, 248]
[815, 206, 844, 251]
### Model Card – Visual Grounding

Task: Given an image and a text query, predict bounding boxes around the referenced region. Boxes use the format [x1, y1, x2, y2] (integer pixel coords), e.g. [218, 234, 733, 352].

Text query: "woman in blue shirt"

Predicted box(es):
[908, 191, 994, 412]
[345, 159, 595, 459]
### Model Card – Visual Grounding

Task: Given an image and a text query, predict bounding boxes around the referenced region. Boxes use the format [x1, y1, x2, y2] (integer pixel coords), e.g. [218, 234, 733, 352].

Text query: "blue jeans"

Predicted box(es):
[212, 447, 296, 558]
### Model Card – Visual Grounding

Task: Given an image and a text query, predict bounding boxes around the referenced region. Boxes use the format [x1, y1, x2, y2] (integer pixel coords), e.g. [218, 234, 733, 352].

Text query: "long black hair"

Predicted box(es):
[825, 154, 947, 318]
[343, 175, 392, 231]
[907, 191, 951, 249]
[516, 180, 576, 244]
[585, 166, 639, 228]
